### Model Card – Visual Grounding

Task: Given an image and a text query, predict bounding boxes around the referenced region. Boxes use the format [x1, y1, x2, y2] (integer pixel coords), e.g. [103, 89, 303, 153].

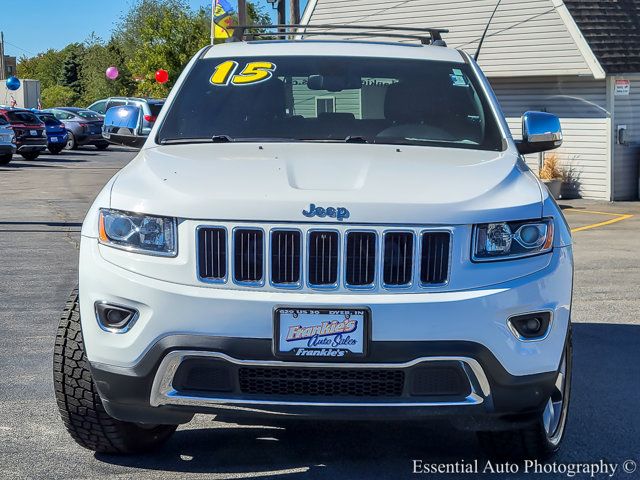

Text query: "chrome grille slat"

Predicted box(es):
[234, 229, 264, 284]
[197, 226, 450, 290]
[271, 230, 301, 285]
[383, 232, 414, 286]
[308, 231, 339, 286]
[197, 227, 226, 281]
[346, 232, 376, 287]
[420, 232, 450, 285]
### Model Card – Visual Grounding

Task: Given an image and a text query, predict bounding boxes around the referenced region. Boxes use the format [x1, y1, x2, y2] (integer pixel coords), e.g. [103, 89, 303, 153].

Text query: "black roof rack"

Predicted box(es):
[229, 24, 449, 46]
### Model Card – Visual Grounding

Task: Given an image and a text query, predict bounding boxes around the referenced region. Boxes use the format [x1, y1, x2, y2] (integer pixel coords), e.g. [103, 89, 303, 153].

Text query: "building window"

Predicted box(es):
[316, 97, 336, 115]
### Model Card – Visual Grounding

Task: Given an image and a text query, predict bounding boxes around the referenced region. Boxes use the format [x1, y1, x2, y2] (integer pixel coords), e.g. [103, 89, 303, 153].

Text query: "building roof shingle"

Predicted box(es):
[564, 0, 640, 73]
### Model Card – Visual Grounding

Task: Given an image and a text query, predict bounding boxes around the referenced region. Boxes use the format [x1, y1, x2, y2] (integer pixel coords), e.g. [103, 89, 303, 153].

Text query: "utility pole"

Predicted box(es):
[237, 0, 247, 25]
[0, 32, 5, 81]
[290, 0, 300, 25]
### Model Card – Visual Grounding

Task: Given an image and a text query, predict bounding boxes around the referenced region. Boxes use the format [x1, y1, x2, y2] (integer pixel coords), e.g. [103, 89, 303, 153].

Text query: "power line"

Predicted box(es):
[3, 40, 35, 56]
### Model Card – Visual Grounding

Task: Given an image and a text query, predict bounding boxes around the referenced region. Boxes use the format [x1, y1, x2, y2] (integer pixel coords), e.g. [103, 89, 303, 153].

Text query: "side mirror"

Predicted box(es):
[516, 111, 562, 155]
[102, 105, 146, 148]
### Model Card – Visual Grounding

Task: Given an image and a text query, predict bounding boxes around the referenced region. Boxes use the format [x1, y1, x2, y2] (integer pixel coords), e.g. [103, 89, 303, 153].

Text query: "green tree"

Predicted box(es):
[120, 0, 270, 97]
[59, 43, 84, 99]
[79, 34, 135, 106]
[17, 49, 66, 89]
[120, 0, 209, 97]
[16, 0, 271, 103]
[41, 85, 76, 108]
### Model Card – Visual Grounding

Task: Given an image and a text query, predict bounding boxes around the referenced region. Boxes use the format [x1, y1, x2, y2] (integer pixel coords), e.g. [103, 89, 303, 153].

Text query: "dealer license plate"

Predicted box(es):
[50, 137, 59, 142]
[30, 130, 38, 136]
[274, 308, 368, 359]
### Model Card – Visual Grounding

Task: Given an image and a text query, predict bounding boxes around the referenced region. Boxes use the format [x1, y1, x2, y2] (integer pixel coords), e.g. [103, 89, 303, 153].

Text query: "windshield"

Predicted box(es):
[76, 110, 102, 120]
[7, 111, 41, 125]
[38, 114, 62, 126]
[149, 102, 164, 117]
[157, 55, 503, 150]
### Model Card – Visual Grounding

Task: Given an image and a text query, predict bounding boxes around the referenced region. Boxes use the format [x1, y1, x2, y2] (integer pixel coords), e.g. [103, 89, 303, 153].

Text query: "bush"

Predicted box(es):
[41, 85, 78, 108]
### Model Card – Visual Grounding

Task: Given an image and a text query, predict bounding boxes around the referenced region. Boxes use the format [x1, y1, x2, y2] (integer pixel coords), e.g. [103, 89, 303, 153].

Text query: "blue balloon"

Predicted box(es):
[6, 76, 20, 91]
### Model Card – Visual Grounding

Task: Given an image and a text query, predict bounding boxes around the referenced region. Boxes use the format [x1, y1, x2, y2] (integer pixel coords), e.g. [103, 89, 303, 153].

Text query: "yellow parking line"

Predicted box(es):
[564, 209, 634, 233]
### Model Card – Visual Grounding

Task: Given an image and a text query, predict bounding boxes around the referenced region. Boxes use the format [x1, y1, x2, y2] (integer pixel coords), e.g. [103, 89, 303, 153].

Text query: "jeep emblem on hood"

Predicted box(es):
[302, 204, 350, 222]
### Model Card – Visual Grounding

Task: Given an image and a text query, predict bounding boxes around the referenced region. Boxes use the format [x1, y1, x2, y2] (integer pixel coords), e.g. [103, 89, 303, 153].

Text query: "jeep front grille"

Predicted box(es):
[196, 225, 451, 291]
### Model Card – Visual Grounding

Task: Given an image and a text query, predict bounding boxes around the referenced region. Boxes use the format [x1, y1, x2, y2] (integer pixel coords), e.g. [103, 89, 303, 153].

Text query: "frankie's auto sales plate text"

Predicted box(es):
[275, 308, 368, 359]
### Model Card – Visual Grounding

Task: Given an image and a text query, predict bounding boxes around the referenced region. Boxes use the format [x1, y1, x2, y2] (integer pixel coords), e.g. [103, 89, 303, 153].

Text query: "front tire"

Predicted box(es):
[53, 289, 177, 454]
[0, 153, 11, 165]
[21, 151, 40, 160]
[477, 329, 572, 460]
[95, 142, 109, 151]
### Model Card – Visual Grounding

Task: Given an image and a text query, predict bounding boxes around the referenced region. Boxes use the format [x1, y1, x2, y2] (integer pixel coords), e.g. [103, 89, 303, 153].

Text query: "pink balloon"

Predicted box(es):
[105, 66, 119, 80]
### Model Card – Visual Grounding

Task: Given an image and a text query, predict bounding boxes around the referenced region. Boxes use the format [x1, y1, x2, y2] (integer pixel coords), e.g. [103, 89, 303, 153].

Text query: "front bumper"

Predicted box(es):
[90, 336, 558, 427]
[79, 239, 572, 425]
[0, 144, 15, 154]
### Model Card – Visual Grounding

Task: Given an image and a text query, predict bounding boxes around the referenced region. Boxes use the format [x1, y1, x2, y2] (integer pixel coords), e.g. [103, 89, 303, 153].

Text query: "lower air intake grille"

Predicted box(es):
[346, 232, 376, 286]
[239, 367, 405, 397]
[198, 227, 227, 280]
[271, 230, 301, 285]
[383, 232, 414, 286]
[234, 229, 264, 283]
[308, 231, 339, 286]
[420, 232, 451, 285]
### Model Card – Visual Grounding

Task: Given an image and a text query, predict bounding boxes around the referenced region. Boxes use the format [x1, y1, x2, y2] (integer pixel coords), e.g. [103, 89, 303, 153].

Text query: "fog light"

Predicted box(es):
[95, 302, 138, 333]
[508, 312, 552, 341]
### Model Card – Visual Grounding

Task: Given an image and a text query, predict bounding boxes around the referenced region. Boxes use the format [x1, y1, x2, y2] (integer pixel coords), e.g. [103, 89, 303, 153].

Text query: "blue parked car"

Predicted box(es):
[32, 110, 68, 154]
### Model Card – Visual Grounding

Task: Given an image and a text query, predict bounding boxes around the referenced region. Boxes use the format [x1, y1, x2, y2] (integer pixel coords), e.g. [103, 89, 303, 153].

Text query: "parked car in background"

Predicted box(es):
[88, 97, 165, 136]
[45, 107, 109, 150]
[0, 107, 47, 160]
[102, 105, 146, 149]
[0, 115, 16, 165]
[32, 110, 68, 154]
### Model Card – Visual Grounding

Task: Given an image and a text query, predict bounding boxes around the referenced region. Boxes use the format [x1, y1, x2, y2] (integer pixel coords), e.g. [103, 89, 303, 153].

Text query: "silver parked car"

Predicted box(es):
[88, 97, 165, 136]
[0, 115, 16, 165]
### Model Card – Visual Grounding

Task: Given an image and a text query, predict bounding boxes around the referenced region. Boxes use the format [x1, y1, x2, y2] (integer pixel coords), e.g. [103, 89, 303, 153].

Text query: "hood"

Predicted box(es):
[110, 143, 543, 225]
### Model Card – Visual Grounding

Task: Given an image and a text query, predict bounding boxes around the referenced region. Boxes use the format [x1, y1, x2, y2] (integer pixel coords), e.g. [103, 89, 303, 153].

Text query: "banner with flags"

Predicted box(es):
[212, 0, 236, 41]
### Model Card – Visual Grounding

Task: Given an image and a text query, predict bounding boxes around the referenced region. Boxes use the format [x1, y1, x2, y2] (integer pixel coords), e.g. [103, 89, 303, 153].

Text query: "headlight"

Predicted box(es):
[98, 209, 177, 256]
[473, 219, 553, 261]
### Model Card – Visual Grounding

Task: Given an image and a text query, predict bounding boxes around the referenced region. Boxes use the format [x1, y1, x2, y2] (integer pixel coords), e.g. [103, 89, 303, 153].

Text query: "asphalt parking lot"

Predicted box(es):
[0, 148, 639, 480]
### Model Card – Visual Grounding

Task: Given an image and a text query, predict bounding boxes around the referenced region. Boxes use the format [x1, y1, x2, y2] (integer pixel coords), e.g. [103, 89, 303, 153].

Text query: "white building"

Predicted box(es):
[302, 0, 640, 200]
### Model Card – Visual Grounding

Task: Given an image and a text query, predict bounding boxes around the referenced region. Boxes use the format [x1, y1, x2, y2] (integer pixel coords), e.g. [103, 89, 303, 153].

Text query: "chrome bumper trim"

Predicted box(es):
[150, 351, 491, 409]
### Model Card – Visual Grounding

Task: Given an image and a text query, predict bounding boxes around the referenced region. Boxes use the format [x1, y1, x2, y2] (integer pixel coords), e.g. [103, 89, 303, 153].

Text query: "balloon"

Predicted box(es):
[105, 66, 119, 80]
[155, 69, 169, 84]
[6, 76, 20, 91]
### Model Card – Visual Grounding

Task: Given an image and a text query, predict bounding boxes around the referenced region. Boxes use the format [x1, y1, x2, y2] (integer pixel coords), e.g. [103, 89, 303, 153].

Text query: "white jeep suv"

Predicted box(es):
[54, 29, 573, 460]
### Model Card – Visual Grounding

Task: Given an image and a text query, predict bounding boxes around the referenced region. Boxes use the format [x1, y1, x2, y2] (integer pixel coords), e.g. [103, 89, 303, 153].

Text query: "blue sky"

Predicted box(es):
[1, 0, 309, 58]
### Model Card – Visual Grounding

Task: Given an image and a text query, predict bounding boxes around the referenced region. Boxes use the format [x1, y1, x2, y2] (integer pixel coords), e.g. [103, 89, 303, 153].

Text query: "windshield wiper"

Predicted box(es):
[211, 134, 233, 143]
[344, 136, 369, 144]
